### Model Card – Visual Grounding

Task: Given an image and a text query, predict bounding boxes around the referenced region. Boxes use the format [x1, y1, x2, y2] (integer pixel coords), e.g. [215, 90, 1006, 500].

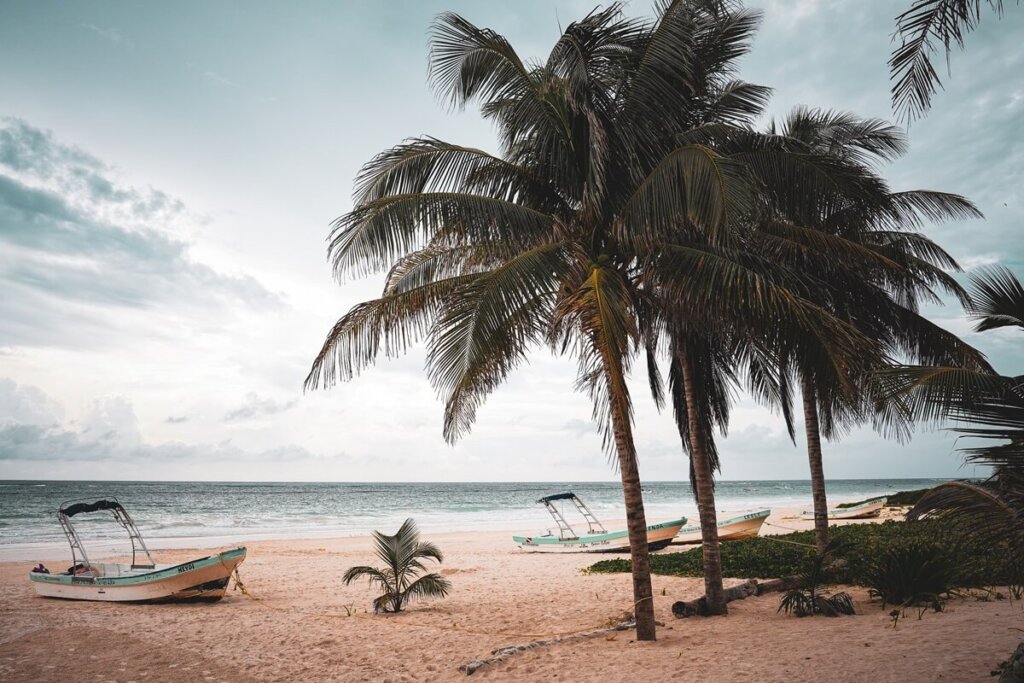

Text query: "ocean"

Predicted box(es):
[0, 479, 944, 559]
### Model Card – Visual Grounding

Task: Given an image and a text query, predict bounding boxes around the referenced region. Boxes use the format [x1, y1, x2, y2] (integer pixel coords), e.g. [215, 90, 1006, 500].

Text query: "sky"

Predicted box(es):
[0, 0, 1020, 482]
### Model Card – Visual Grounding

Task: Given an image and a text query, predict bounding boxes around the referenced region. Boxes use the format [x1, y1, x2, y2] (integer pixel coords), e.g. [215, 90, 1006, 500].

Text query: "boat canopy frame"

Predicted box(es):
[537, 492, 606, 539]
[57, 498, 155, 570]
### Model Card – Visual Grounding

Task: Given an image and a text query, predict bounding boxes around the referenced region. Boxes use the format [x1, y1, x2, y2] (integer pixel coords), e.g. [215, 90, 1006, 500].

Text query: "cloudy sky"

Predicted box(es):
[0, 0, 1020, 482]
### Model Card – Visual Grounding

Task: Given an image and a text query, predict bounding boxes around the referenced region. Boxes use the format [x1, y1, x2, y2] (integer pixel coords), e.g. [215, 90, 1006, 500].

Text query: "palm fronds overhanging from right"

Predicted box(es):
[879, 266, 1024, 578]
[890, 0, 1015, 122]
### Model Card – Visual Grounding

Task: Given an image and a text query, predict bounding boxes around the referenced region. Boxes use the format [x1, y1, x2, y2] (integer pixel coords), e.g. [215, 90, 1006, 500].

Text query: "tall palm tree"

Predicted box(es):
[735, 108, 988, 554]
[890, 0, 1014, 121]
[307, 2, 870, 631]
[883, 266, 1023, 576]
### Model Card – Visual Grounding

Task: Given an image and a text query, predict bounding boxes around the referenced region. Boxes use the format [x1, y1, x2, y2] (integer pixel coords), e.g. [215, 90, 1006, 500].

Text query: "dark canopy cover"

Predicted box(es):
[537, 492, 578, 504]
[60, 500, 125, 517]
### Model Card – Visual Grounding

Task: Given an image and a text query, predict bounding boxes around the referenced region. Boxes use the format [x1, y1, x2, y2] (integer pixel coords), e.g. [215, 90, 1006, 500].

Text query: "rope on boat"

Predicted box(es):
[227, 567, 637, 640]
[230, 567, 254, 599]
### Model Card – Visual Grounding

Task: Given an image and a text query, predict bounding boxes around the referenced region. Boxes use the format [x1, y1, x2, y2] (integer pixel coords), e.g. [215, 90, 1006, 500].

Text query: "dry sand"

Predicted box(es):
[1, 508, 1020, 682]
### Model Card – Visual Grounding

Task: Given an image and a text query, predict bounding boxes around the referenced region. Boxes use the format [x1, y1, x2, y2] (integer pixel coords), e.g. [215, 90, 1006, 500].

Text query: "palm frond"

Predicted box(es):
[429, 12, 536, 110]
[353, 137, 553, 208]
[889, 0, 1006, 121]
[616, 144, 752, 247]
[305, 275, 478, 390]
[556, 264, 639, 462]
[966, 265, 1024, 332]
[428, 243, 567, 442]
[342, 565, 392, 588]
[402, 572, 453, 604]
[328, 192, 555, 278]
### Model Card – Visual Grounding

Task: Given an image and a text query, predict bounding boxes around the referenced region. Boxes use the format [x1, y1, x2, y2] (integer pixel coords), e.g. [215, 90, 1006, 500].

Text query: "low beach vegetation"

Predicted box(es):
[587, 520, 1013, 593]
[861, 541, 955, 610]
[342, 518, 452, 614]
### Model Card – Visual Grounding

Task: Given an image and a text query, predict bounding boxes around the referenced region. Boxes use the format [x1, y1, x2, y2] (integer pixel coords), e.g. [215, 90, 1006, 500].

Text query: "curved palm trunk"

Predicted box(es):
[604, 356, 657, 640]
[801, 376, 829, 555]
[679, 351, 727, 615]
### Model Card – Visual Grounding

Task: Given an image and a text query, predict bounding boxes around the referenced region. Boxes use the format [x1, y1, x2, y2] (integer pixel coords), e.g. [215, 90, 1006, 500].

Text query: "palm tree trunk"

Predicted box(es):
[801, 375, 829, 555]
[604, 358, 657, 640]
[679, 350, 727, 615]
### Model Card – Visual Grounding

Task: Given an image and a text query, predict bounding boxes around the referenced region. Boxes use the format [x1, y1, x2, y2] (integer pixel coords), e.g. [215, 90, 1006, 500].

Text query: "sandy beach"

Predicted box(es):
[1, 508, 1020, 682]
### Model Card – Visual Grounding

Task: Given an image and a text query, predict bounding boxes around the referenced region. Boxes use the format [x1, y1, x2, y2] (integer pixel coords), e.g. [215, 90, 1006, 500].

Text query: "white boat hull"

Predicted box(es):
[513, 518, 686, 553]
[30, 547, 245, 602]
[674, 510, 770, 544]
[801, 498, 885, 520]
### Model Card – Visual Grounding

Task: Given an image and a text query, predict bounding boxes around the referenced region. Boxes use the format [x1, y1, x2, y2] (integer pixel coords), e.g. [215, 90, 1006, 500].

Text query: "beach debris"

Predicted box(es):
[458, 617, 636, 675]
[672, 577, 800, 618]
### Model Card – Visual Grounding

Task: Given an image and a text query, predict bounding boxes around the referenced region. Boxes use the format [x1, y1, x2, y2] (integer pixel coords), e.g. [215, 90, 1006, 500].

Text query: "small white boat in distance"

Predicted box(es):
[801, 497, 886, 520]
[674, 509, 771, 544]
[513, 492, 686, 553]
[29, 498, 245, 603]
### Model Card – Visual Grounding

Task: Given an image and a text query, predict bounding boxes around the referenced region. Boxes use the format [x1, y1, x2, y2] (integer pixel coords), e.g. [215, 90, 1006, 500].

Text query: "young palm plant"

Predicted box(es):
[343, 518, 452, 614]
[778, 539, 855, 617]
[307, 1, 871, 631]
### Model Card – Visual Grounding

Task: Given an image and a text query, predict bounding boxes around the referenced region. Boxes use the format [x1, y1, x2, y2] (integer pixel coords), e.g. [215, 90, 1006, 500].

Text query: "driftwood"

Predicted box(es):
[672, 577, 801, 618]
[458, 618, 635, 676]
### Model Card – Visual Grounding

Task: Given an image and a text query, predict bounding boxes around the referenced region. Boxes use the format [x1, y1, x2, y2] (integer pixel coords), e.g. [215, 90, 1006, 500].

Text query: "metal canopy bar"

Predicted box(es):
[538, 492, 606, 539]
[571, 495, 606, 535]
[56, 497, 155, 570]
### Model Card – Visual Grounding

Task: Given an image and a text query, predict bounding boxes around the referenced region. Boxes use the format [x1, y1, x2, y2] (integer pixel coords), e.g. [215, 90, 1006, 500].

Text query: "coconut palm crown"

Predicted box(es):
[728, 107, 988, 554]
[343, 518, 452, 614]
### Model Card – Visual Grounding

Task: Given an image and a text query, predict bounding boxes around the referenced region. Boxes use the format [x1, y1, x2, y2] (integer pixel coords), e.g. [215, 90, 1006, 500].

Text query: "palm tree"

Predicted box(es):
[890, 0, 1014, 121]
[307, 2, 870, 631]
[343, 518, 452, 613]
[734, 108, 988, 554]
[882, 266, 1023, 578]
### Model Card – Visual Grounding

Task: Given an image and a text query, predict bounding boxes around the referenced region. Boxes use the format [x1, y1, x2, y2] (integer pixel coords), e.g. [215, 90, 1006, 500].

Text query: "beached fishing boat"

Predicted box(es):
[801, 497, 886, 520]
[29, 498, 245, 602]
[513, 492, 686, 553]
[673, 509, 771, 544]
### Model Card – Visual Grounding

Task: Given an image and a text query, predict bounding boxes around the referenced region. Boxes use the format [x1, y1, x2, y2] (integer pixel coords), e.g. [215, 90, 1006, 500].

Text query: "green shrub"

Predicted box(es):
[861, 541, 957, 608]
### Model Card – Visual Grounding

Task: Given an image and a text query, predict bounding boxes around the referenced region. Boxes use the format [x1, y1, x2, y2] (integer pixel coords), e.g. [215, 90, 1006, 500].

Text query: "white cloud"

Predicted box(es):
[224, 393, 299, 421]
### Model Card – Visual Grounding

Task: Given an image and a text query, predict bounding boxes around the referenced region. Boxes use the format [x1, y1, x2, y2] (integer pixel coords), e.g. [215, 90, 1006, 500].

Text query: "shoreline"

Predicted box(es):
[0, 505, 905, 564]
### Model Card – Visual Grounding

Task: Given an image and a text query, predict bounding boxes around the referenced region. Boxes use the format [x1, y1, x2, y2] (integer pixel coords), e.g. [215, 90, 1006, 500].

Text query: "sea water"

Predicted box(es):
[0, 479, 944, 556]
